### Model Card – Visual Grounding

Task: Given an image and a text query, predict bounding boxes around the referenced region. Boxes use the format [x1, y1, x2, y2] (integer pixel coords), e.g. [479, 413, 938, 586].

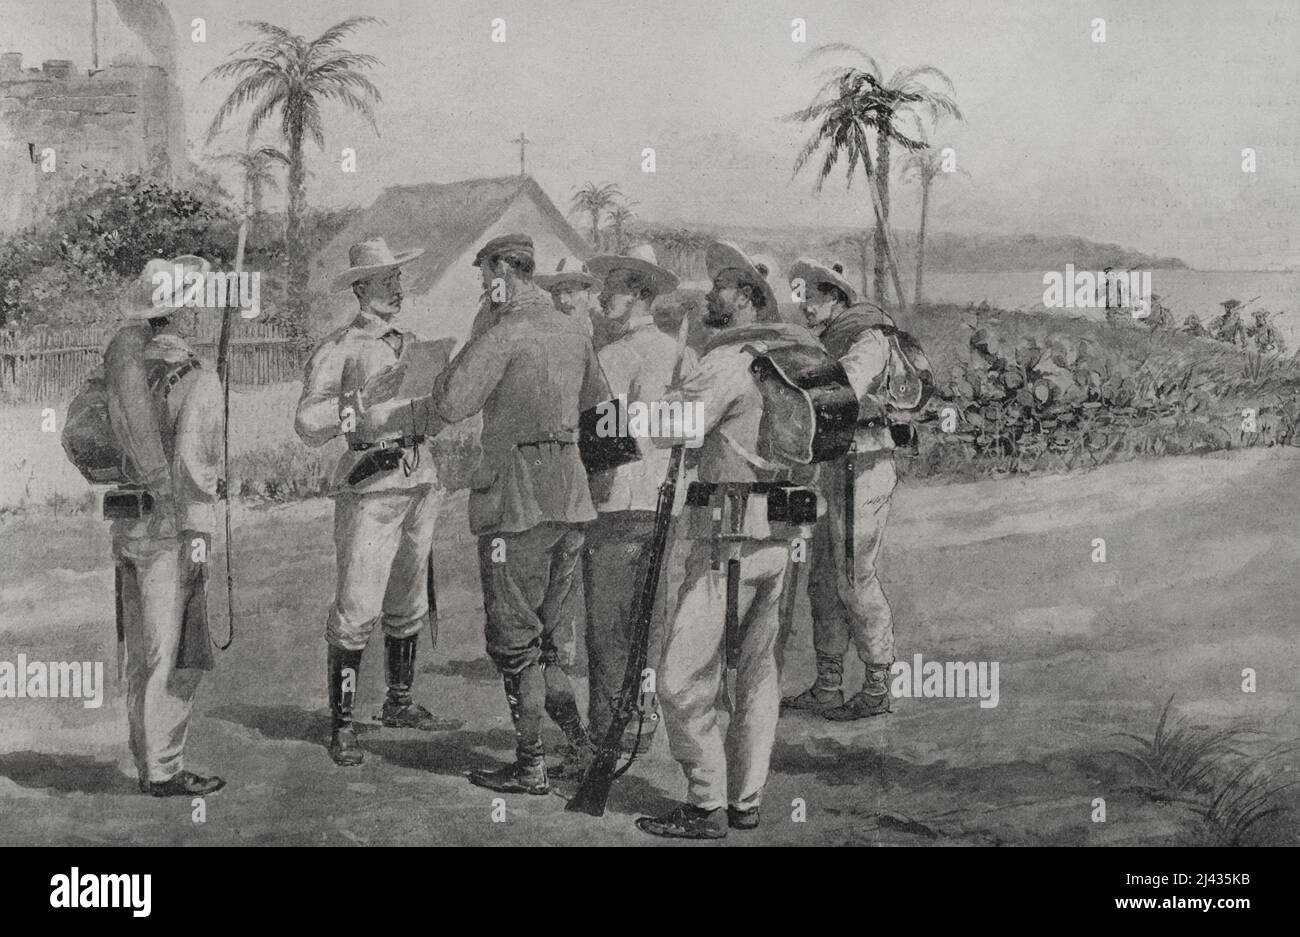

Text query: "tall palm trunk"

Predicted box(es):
[286, 121, 307, 329]
[873, 125, 891, 305]
[858, 237, 869, 298]
[914, 175, 930, 306]
[590, 211, 600, 250]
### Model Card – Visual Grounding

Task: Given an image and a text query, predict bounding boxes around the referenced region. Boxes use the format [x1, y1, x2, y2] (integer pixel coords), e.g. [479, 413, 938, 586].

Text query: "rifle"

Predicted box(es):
[213, 213, 248, 651]
[567, 313, 692, 817]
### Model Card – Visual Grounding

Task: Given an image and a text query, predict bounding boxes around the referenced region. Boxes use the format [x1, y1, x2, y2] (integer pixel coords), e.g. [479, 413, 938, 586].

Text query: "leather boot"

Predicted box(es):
[781, 653, 845, 713]
[381, 634, 461, 731]
[823, 661, 893, 721]
[328, 645, 365, 767]
[542, 662, 596, 779]
[469, 668, 551, 794]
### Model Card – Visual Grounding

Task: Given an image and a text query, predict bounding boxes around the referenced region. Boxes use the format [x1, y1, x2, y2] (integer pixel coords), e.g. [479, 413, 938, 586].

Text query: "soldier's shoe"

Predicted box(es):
[636, 803, 727, 840]
[380, 699, 463, 731]
[330, 723, 366, 767]
[468, 760, 551, 795]
[146, 771, 226, 798]
[822, 689, 891, 721]
[727, 805, 760, 830]
[549, 739, 597, 780]
[780, 685, 844, 713]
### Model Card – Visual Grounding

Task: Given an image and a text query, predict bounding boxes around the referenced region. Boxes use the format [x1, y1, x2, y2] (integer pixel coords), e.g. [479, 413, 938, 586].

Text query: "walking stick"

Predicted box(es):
[213, 212, 248, 650]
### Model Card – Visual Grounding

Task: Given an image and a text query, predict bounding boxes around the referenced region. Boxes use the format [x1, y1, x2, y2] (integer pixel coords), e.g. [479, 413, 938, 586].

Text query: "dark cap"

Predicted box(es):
[473, 234, 534, 268]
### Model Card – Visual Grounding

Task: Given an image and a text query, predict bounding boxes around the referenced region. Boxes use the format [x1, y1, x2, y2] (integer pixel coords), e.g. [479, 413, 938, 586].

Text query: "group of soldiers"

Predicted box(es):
[1179, 298, 1287, 355]
[1110, 288, 1287, 356]
[106, 232, 905, 840]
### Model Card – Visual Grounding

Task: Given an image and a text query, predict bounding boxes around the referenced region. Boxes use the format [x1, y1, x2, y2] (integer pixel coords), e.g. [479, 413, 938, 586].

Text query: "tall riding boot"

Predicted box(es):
[542, 661, 596, 779]
[781, 653, 845, 713]
[381, 634, 461, 731]
[824, 660, 893, 721]
[469, 666, 550, 794]
[328, 645, 365, 767]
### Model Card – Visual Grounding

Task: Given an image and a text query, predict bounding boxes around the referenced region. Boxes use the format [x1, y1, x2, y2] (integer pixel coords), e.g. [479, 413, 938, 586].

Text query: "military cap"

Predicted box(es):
[473, 233, 535, 268]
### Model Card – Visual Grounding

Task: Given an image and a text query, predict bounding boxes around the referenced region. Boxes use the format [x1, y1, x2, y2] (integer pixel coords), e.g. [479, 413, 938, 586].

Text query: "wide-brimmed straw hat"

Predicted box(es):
[705, 240, 778, 315]
[330, 237, 424, 292]
[535, 257, 599, 291]
[787, 257, 858, 305]
[587, 244, 679, 296]
[121, 254, 213, 320]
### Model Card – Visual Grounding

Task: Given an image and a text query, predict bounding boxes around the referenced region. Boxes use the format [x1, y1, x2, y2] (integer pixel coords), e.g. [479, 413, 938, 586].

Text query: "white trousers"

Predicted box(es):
[114, 533, 201, 783]
[659, 538, 789, 811]
[327, 486, 442, 652]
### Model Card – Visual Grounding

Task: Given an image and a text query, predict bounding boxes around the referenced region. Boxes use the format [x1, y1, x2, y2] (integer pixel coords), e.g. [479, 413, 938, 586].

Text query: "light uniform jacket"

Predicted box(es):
[433, 282, 611, 535]
[816, 305, 897, 454]
[113, 333, 223, 542]
[593, 314, 696, 513]
[295, 310, 439, 495]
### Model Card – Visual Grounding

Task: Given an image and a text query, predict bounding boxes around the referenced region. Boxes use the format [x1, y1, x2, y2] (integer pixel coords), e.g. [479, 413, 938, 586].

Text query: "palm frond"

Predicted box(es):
[205, 72, 285, 142]
[308, 16, 386, 52]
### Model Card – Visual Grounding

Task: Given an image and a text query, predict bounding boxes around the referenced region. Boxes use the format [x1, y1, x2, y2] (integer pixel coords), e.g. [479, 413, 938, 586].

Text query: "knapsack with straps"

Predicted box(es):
[62, 344, 199, 485]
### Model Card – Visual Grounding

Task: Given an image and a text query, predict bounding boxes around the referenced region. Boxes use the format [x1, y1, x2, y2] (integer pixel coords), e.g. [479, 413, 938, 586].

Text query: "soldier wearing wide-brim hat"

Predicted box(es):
[788, 257, 858, 307]
[536, 257, 600, 340]
[109, 254, 227, 796]
[296, 236, 458, 769]
[578, 243, 690, 757]
[704, 240, 780, 323]
[636, 240, 824, 839]
[780, 256, 904, 723]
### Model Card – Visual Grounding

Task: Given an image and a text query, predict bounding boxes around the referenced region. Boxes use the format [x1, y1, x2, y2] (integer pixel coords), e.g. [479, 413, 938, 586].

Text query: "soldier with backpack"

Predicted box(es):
[780, 258, 931, 722]
[102, 255, 226, 796]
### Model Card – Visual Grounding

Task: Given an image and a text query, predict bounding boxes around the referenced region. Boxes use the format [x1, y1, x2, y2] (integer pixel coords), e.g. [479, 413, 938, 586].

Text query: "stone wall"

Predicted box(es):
[0, 52, 184, 232]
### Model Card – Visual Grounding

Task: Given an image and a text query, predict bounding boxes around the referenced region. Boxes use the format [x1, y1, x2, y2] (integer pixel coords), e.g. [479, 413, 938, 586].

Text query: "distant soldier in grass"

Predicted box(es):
[1211, 299, 1249, 348]
[1249, 309, 1286, 356]
[1182, 314, 1207, 338]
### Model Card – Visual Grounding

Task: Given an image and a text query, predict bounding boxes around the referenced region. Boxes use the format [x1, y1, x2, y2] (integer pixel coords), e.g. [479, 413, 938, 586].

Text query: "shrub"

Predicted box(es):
[902, 304, 1300, 478]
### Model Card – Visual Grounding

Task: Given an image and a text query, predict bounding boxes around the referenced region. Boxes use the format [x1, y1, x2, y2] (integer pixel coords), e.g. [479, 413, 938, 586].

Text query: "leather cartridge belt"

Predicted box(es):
[682, 480, 820, 542]
[350, 434, 426, 452]
[515, 428, 579, 447]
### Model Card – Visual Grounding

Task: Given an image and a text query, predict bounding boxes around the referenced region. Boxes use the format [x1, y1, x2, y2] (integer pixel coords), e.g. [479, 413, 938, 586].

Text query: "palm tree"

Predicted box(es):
[570, 182, 623, 251]
[607, 202, 638, 254]
[791, 44, 961, 307]
[211, 145, 290, 217]
[204, 17, 384, 322]
[897, 145, 969, 305]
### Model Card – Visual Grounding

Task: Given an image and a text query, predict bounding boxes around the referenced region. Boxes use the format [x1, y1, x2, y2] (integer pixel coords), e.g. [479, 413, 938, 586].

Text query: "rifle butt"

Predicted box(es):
[566, 752, 620, 816]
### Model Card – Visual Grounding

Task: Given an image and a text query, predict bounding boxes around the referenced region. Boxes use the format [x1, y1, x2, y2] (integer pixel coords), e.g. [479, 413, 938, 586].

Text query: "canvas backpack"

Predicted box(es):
[62, 345, 199, 485]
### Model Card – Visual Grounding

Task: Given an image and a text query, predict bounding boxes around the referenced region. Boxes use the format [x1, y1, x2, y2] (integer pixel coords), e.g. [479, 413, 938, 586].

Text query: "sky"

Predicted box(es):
[5, 0, 1299, 269]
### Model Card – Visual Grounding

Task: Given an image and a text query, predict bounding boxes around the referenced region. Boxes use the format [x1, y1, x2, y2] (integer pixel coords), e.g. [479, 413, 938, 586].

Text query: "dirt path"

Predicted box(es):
[1, 448, 1297, 845]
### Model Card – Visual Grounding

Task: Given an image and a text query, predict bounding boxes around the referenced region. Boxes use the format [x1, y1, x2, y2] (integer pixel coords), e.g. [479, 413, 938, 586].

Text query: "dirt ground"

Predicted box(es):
[1, 448, 1297, 846]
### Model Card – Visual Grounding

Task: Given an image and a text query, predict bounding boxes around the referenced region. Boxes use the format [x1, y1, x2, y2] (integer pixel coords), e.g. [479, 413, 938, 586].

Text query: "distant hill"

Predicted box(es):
[626, 220, 1188, 283]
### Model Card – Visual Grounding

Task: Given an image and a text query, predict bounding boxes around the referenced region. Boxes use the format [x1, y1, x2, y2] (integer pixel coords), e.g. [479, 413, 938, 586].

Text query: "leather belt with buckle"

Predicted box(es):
[350, 434, 426, 453]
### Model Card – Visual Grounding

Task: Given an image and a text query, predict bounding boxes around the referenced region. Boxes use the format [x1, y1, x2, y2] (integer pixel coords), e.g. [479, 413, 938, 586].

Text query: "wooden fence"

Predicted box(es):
[0, 319, 305, 404]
